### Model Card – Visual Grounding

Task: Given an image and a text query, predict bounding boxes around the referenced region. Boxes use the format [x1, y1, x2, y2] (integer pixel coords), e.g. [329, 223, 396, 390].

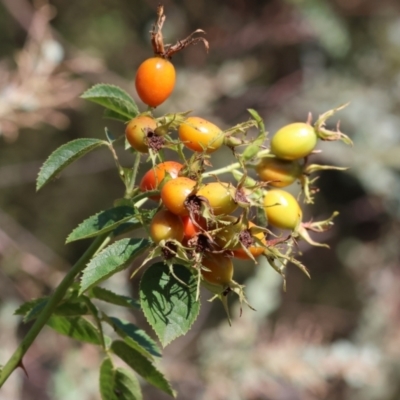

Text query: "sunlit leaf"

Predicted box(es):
[80, 238, 150, 294]
[66, 206, 137, 243]
[36, 139, 107, 191]
[91, 286, 140, 309]
[104, 108, 132, 123]
[81, 84, 139, 120]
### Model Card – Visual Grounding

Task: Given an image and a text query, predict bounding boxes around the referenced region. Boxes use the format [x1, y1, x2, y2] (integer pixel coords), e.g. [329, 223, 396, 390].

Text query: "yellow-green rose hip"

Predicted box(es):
[271, 122, 318, 160]
[263, 189, 302, 230]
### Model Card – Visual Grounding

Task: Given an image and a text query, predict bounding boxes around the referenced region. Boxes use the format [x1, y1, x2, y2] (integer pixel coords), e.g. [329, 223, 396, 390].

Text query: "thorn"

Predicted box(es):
[18, 360, 29, 378]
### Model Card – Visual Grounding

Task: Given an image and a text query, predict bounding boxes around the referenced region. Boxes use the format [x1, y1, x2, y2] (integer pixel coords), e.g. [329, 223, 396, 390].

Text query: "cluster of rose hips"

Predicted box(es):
[125, 6, 351, 315]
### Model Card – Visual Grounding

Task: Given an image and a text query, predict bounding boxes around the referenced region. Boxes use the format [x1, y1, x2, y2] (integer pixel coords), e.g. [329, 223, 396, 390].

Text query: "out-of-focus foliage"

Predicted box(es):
[1, 0, 400, 399]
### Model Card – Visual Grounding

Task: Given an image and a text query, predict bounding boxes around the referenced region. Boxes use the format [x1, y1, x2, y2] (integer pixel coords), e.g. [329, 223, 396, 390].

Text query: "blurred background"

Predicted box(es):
[1, 0, 400, 399]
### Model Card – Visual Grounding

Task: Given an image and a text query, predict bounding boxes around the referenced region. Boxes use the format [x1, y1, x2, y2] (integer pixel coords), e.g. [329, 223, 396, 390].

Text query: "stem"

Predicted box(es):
[131, 190, 159, 203]
[93, 234, 112, 256]
[0, 232, 110, 387]
[126, 152, 141, 197]
[201, 149, 271, 178]
[201, 162, 241, 178]
[107, 143, 123, 177]
[176, 143, 187, 164]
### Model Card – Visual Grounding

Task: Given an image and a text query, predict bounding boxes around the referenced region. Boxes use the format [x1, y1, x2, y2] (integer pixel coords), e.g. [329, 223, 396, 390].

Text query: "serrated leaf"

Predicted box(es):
[91, 286, 140, 309]
[36, 138, 107, 191]
[114, 368, 142, 400]
[14, 298, 47, 317]
[104, 109, 132, 123]
[15, 298, 89, 322]
[66, 206, 138, 243]
[112, 221, 140, 238]
[54, 301, 89, 317]
[81, 84, 139, 120]
[16, 298, 47, 323]
[111, 340, 175, 397]
[139, 263, 200, 347]
[103, 315, 161, 359]
[46, 315, 102, 344]
[100, 358, 142, 400]
[80, 238, 150, 294]
[100, 358, 115, 400]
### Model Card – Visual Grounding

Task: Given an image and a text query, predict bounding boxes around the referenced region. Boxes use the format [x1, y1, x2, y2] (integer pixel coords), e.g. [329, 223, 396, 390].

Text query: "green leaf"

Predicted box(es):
[66, 206, 138, 243]
[100, 357, 142, 400]
[36, 138, 107, 191]
[242, 109, 267, 161]
[16, 298, 88, 322]
[81, 84, 139, 120]
[91, 287, 140, 309]
[139, 263, 200, 347]
[104, 109, 132, 123]
[111, 340, 175, 397]
[100, 358, 114, 398]
[24, 299, 48, 322]
[54, 301, 89, 317]
[248, 108, 265, 133]
[242, 135, 266, 161]
[14, 298, 47, 317]
[256, 202, 268, 228]
[112, 221, 140, 238]
[80, 238, 150, 294]
[103, 315, 161, 359]
[119, 167, 135, 189]
[46, 315, 102, 344]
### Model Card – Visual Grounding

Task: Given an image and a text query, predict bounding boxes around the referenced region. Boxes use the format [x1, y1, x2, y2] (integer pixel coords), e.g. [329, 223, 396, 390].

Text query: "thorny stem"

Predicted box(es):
[0, 232, 110, 387]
